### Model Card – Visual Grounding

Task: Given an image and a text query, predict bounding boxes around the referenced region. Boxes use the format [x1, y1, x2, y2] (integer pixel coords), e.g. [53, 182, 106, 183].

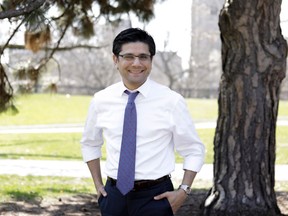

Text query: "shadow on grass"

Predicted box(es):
[43, 187, 84, 194]
[176, 190, 288, 216]
[6, 190, 42, 203]
[0, 190, 287, 216]
[3, 187, 91, 203]
[0, 193, 101, 216]
[175, 189, 209, 216]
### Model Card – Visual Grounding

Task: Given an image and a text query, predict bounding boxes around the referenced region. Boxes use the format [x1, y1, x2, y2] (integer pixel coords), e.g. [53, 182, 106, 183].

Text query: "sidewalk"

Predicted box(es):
[0, 159, 287, 182]
[1, 122, 220, 134]
[1, 119, 287, 134]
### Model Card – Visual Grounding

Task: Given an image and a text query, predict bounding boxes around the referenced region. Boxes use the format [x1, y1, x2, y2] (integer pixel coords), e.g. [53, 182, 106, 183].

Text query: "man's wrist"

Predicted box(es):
[178, 184, 191, 195]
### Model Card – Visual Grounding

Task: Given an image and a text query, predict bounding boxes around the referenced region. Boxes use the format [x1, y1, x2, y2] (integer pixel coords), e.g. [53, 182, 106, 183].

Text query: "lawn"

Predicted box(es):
[1, 94, 220, 125]
[0, 94, 287, 164]
[0, 94, 287, 205]
[0, 94, 91, 125]
[0, 129, 217, 164]
[0, 175, 287, 204]
[0, 133, 83, 161]
[0, 94, 287, 125]
[0, 175, 94, 203]
[0, 126, 287, 164]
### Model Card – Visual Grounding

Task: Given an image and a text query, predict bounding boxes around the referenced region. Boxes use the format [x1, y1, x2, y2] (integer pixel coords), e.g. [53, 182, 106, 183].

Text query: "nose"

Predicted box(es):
[131, 57, 142, 65]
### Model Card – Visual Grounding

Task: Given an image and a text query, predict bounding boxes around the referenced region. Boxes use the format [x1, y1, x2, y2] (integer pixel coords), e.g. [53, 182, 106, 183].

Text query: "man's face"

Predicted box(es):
[113, 42, 152, 90]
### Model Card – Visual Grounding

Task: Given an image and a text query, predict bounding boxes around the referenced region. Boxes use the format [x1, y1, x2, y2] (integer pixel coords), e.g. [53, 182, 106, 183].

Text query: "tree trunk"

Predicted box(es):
[202, 0, 287, 215]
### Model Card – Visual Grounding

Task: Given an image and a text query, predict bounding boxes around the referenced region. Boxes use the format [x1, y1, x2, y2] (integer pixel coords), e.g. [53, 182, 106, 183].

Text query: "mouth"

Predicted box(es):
[128, 70, 144, 74]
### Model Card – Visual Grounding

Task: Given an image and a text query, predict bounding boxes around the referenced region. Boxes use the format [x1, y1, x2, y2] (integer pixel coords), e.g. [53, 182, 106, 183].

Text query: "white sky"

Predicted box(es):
[131, 0, 192, 69]
[280, 0, 288, 36]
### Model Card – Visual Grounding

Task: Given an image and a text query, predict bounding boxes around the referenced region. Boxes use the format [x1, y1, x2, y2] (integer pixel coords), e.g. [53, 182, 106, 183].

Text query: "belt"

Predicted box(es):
[107, 175, 170, 191]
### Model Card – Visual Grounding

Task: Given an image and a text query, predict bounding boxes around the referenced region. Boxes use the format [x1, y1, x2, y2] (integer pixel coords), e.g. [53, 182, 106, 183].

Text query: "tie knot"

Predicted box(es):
[125, 90, 139, 103]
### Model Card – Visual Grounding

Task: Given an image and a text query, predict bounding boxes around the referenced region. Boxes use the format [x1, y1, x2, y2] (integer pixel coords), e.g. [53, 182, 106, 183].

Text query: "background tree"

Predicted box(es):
[153, 50, 184, 89]
[202, 0, 287, 215]
[0, 0, 160, 113]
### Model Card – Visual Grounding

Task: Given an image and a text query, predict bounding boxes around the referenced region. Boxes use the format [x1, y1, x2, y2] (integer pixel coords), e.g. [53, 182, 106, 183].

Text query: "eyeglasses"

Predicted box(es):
[118, 54, 151, 62]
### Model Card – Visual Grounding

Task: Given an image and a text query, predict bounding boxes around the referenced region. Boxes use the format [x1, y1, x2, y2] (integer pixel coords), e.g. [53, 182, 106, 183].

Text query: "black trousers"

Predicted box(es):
[98, 177, 174, 216]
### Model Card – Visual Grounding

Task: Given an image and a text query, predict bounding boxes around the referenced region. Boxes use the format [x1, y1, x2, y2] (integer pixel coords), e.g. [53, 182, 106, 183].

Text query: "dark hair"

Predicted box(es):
[112, 28, 156, 57]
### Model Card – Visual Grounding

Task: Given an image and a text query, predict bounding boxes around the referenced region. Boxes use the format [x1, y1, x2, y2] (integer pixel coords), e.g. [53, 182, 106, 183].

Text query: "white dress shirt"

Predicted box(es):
[81, 78, 205, 180]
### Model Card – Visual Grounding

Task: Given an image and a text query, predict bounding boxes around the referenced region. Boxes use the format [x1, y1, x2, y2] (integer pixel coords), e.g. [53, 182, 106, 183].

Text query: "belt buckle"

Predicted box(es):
[133, 180, 149, 191]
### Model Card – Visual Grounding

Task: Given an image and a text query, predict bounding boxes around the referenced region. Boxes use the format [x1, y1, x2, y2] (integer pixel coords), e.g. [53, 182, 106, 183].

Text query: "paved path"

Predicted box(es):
[0, 159, 287, 182]
[1, 119, 287, 134]
[1, 122, 221, 134]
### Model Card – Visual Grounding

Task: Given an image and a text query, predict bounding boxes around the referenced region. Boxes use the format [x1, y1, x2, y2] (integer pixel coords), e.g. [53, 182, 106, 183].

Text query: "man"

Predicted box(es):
[81, 28, 205, 216]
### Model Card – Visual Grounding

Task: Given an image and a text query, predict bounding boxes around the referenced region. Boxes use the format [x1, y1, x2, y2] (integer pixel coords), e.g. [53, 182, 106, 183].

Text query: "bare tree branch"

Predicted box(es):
[37, 22, 70, 71]
[0, 0, 45, 19]
[2, 44, 108, 51]
[0, 18, 26, 56]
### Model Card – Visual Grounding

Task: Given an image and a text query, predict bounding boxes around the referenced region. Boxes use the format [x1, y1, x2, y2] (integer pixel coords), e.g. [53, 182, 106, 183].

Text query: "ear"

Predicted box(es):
[112, 54, 118, 64]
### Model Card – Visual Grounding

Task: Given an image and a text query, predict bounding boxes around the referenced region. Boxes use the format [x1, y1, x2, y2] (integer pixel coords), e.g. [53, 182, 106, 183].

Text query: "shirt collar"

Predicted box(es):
[119, 78, 151, 98]
[136, 78, 150, 98]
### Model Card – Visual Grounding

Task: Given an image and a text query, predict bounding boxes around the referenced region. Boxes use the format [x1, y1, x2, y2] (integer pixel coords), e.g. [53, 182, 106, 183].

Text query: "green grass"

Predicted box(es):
[0, 130, 215, 163]
[0, 175, 211, 203]
[0, 131, 213, 163]
[0, 93, 287, 125]
[0, 94, 91, 125]
[276, 126, 288, 164]
[1, 127, 287, 164]
[0, 94, 287, 163]
[279, 100, 288, 118]
[0, 133, 83, 160]
[186, 98, 218, 120]
[0, 94, 220, 126]
[0, 175, 94, 203]
[1, 94, 287, 125]
[0, 94, 287, 202]
[1, 174, 287, 203]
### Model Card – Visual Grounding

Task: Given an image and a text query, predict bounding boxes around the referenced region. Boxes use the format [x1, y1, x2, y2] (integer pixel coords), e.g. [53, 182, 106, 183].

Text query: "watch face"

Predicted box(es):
[179, 185, 191, 194]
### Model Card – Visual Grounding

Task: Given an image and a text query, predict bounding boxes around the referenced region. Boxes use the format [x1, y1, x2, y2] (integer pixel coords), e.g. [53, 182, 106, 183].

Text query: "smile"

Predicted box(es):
[128, 70, 144, 74]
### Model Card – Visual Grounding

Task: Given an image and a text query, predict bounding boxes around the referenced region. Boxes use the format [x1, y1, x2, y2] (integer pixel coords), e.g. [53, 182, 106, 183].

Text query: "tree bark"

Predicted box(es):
[202, 0, 287, 215]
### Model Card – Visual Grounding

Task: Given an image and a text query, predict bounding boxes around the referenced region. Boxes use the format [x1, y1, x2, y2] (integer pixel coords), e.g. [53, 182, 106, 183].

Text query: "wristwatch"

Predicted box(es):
[178, 184, 191, 195]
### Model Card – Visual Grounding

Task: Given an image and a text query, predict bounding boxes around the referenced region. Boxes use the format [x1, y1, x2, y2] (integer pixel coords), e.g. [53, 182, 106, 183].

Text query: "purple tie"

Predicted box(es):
[116, 90, 139, 195]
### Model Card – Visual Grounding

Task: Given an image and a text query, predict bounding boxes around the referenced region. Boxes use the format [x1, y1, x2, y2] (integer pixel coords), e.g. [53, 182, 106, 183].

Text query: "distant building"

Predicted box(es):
[187, 0, 223, 98]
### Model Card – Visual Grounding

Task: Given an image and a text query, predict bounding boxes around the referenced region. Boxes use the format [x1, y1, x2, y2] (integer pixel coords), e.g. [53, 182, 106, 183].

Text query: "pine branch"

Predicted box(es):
[0, 17, 26, 56]
[0, 0, 45, 19]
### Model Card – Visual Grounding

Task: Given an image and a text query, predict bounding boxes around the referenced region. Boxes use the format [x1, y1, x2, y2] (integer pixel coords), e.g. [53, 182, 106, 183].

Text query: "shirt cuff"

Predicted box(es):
[183, 155, 205, 173]
[81, 145, 102, 163]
